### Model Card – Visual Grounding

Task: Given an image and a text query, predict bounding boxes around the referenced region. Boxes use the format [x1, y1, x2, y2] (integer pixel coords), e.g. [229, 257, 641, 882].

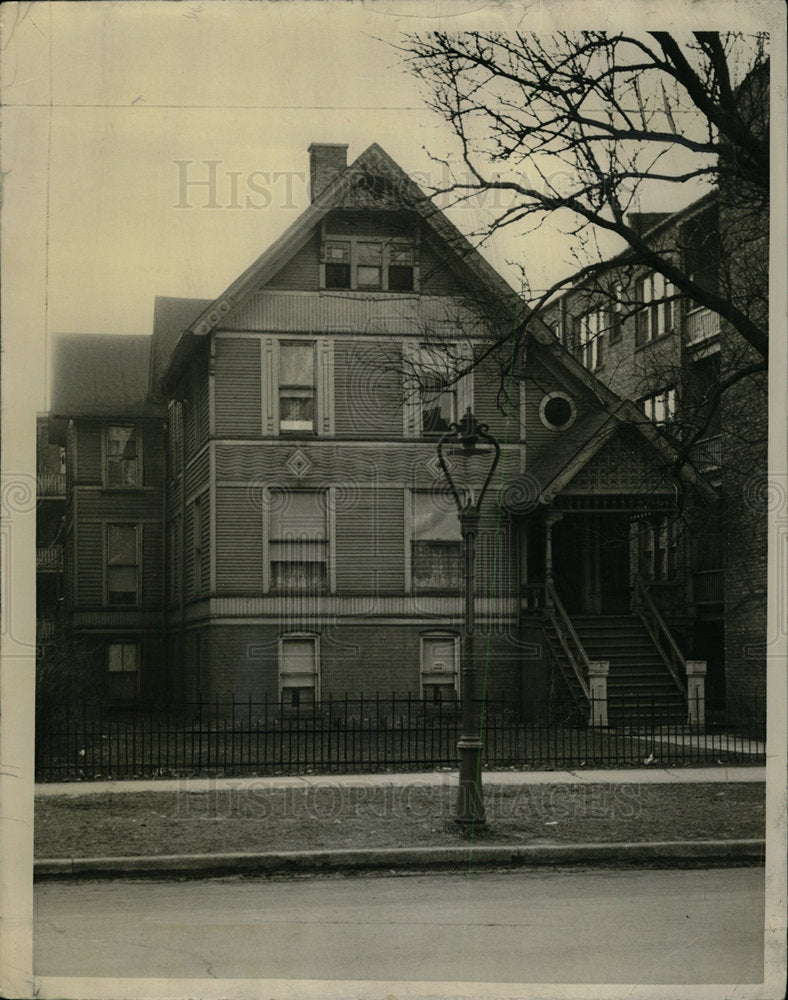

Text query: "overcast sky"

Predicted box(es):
[1, 0, 779, 414]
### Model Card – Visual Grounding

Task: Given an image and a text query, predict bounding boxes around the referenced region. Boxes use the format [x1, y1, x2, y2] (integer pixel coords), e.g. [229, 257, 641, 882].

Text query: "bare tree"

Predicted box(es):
[401, 30, 769, 361]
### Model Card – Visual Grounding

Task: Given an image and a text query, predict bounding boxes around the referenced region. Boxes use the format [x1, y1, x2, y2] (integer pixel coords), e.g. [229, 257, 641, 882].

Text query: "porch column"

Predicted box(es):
[544, 510, 563, 608]
[588, 660, 609, 727]
[686, 660, 707, 730]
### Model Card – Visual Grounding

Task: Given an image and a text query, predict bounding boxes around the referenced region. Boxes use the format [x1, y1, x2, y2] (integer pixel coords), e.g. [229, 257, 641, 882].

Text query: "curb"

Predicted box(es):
[35, 839, 765, 880]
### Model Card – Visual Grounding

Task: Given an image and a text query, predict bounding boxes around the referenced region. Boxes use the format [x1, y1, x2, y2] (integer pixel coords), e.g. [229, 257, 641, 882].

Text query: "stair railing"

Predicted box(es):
[545, 580, 591, 702]
[633, 575, 686, 695]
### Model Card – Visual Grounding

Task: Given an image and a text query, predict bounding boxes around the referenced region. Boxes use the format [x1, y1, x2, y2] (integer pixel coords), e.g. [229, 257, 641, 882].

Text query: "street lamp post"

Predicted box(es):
[437, 408, 501, 826]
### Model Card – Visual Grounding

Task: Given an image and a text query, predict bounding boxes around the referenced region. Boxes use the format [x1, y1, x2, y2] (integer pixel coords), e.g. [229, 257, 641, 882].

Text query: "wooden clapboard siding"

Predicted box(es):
[76, 521, 103, 605]
[76, 490, 160, 521]
[214, 337, 262, 436]
[523, 358, 593, 454]
[198, 379, 210, 444]
[186, 448, 210, 499]
[76, 424, 102, 483]
[214, 485, 264, 591]
[335, 487, 405, 593]
[166, 402, 181, 482]
[220, 290, 488, 336]
[143, 522, 163, 605]
[333, 341, 403, 438]
[474, 368, 521, 441]
[419, 240, 468, 296]
[200, 492, 211, 595]
[265, 230, 320, 290]
[184, 498, 195, 598]
[142, 422, 164, 487]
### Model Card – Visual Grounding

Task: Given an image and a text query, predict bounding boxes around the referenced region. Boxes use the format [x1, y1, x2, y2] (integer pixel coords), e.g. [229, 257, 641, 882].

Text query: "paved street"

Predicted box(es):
[35, 867, 764, 984]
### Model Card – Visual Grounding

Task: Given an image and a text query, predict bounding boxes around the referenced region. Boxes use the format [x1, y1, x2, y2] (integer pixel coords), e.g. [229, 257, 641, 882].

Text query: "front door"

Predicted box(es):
[551, 513, 631, 614]
[598, 514, 632, 613]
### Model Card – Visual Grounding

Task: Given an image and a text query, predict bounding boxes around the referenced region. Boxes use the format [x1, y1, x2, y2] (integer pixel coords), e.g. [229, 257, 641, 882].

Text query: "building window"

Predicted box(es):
[421, 634, 459, 702]
[388, 245, 415, 291]
[638, 517, 675, 581]
[635, 272, 675, 347]
[321, 238, 417, 292]
[106, 524, 138, 605]
[576, 308, 605, 369]
[107, 641, 140, 701]
[269, 491, 328, 593]
[421, 374, 456, 436]
[108, 641, 139, 674]
[357, 242, 383, 290]
[539, 392, 576, 431]
[416, 343, 460, 436]
[324, 241, 351, 288]
[279, 635, 319, 708]
[643, 387, 676, 426]
[412, 492, 462, 592]
[105, 425, 139, 488]
[279, 341, 316, 433]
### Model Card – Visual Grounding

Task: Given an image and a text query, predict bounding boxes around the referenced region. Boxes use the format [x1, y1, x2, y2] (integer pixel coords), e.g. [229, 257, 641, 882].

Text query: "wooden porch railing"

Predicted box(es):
[633, 576, 687, 696]
[545, 580, 591, 702]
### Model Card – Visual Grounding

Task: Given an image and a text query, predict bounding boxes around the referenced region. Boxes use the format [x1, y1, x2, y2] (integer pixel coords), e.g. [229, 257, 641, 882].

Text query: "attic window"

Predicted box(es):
[321, 237, 417, 292]
[540, 393, 576, 431]
[325, 241, 351, 288]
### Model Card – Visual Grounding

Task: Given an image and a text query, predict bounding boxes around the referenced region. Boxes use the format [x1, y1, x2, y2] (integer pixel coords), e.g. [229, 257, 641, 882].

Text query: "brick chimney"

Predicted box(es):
[308, 143, 348, 202]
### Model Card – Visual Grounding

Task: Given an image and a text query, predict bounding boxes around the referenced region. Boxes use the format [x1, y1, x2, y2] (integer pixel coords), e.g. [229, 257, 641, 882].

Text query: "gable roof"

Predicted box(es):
[162, 143, 527, 391]
[150, 296, 213, 401]
[50, 334, 162, 420]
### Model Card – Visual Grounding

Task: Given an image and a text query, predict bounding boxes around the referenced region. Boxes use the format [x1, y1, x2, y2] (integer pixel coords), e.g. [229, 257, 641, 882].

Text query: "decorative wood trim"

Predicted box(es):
[262, 336, 276, 436]
[317, 339, 334, 437]
[261, 488, 270, 592]
[204, 595, 517, 618]
[208, 335, 216, 438]
[403, 486, 412, 594]
[328, 486, 337, 594]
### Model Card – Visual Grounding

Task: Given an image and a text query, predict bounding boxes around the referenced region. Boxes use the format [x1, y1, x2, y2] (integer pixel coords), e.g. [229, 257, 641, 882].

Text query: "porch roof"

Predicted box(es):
[505, 410, 686, 513]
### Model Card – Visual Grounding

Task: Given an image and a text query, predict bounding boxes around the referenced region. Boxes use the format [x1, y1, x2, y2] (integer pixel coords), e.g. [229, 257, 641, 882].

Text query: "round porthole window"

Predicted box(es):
[540, 392, 576, 430]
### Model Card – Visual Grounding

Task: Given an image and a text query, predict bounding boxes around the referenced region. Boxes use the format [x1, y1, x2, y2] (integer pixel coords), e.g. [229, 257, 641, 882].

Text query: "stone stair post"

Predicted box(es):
[686, 660, 707, 730]
[588, 660, 609, 727]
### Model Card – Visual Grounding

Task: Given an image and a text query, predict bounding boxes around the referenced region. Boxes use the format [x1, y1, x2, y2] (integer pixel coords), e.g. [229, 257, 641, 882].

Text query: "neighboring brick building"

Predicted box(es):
[46, 141, 736, 724]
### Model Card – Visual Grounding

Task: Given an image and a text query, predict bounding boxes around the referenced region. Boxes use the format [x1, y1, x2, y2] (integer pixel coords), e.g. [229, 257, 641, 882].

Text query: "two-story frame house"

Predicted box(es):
[48, 142, 721, 725]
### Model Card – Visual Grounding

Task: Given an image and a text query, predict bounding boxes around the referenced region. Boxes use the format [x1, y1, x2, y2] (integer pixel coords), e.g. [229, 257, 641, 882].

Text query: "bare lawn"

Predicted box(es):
[34, 781, 764, 859]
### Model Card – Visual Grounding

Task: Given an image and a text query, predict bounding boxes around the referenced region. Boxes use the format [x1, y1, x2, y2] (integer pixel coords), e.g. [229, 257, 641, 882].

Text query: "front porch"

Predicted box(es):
[506, 419, 719, 730]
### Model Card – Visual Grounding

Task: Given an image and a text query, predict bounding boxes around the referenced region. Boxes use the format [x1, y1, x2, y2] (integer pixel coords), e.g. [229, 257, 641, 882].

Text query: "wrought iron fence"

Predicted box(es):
[35, 691, 766, 781]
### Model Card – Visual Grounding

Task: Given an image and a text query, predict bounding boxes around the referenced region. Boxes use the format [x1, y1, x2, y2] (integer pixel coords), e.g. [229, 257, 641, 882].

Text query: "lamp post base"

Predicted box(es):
[455, 737, 486, 825]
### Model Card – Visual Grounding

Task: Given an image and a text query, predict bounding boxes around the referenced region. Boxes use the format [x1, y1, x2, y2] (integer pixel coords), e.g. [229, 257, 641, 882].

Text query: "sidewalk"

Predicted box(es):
[35, 764, 766, 797]
[35, 766, 766, 880]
